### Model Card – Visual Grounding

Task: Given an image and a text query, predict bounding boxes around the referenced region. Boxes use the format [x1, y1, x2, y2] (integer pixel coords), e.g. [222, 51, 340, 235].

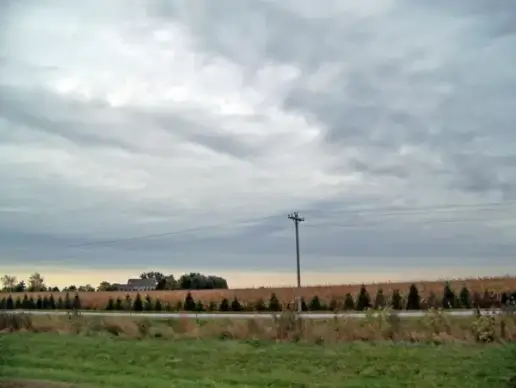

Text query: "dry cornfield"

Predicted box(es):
[1, 276, 516, 309]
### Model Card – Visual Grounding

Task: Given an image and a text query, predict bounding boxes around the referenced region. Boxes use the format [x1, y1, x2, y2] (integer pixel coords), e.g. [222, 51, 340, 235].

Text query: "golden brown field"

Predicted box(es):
[2, 276, 516, 310]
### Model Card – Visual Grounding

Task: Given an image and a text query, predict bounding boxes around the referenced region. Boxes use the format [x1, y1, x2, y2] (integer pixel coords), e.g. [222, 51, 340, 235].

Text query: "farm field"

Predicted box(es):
[1, 276, 515, 310]
[1, 333, 515, 388]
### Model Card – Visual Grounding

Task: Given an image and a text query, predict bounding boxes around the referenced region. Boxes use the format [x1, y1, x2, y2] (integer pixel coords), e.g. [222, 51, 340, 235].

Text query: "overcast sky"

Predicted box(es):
[1, 1, 516, 287]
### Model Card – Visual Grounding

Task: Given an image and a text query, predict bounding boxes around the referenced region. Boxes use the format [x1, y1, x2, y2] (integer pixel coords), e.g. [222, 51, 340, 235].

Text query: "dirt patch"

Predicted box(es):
[0, 381, 76, 388]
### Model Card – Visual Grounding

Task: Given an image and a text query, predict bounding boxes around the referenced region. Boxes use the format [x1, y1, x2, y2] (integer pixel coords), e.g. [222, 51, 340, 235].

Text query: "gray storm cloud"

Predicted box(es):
[1, 0, 516, 273]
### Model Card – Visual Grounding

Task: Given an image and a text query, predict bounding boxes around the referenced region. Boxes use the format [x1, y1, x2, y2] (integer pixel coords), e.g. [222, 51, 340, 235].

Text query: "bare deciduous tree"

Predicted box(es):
[0, 275, 17, 291]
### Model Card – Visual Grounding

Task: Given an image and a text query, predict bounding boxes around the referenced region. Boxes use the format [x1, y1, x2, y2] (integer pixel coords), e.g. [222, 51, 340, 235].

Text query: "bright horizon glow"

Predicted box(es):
[3, 265, 515, 289]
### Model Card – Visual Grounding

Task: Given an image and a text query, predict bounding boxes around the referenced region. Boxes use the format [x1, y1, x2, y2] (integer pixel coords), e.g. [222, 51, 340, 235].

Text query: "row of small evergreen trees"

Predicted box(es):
[0, 293, 81, 310]
[1, 283, 515, 312]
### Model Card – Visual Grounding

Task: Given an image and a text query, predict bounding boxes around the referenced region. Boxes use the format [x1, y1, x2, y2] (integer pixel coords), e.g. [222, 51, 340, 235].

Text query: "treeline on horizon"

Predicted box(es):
[0, 271, 229, 293]
[2, 283, 516, 312]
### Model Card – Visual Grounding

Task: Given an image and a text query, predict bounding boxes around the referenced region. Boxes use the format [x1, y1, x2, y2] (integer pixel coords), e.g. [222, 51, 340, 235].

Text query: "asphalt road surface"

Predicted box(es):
[7, 309, 502, 319]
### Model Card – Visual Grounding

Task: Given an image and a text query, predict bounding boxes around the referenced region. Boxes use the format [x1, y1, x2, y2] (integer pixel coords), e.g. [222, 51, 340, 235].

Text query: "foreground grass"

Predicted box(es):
[1, 333, 515, 388]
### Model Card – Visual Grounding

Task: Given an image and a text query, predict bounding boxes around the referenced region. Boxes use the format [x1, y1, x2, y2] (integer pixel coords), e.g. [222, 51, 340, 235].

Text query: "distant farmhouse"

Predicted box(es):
[113, 278, 158, 292]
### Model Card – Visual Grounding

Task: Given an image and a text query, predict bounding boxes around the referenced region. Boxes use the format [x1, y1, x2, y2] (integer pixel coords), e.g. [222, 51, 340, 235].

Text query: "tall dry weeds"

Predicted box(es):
[0, 313, 33, 332]
[2, 310, 516, 344]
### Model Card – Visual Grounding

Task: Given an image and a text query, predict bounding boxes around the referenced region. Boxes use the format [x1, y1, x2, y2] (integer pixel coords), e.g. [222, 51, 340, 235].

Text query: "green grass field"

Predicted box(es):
[1, 334, 515, 388]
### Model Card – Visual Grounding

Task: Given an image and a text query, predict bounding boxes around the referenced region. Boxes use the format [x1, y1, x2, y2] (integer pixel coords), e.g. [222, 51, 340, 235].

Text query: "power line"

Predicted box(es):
[305, 200, 516, 218]
[304, 212, 516, 230]
[40, 198, 516, 230]
[23, 199, 516, 250]
[303, 202, 516, 228]
[69, 213, 281, 248]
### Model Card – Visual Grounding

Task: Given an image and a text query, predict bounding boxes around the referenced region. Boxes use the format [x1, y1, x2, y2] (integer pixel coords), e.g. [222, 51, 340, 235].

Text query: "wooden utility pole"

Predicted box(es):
[288, 212, 304, 313]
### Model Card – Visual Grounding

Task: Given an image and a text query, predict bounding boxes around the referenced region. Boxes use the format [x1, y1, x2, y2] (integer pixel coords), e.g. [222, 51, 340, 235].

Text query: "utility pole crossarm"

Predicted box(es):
[288, 212, 304, 222]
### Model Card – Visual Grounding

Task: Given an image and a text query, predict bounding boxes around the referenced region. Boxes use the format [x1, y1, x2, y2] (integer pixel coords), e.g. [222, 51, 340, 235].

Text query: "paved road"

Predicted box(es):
[7, 309, 502, 319]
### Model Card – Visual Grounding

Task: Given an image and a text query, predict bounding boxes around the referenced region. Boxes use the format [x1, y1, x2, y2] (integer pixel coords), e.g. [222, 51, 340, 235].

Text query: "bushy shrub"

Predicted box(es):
[391, 290, 402, 310]
[343, 293, 355, 310]
[406, 284, 420, 310]
[356, 286, 371, 311]
[195, 300, 205, 312]
[183, 292, 196, 311]
[268, 293, 281, 312]
[144, 295, 153, 311]
[459, 287, 471, 308]
[106, 298, 115, 310]
[374, 289, 386, 309]
[308, 295, 323, 311]
[132, 294, 143, 311]
[254, 298, 267, 311]
[219, 298, 229, 312]
[231, 297, 242, 312]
